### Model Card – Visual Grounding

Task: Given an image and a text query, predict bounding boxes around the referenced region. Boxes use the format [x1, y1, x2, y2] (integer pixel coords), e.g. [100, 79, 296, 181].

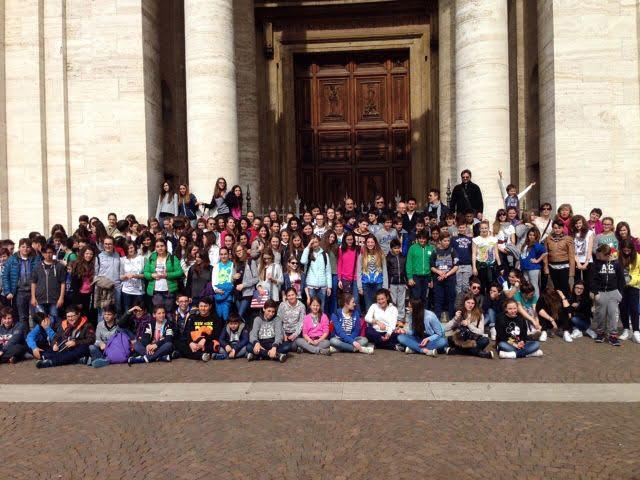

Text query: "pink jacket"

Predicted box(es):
[337, 249, 358, 281]
[302, 313, 330, 340]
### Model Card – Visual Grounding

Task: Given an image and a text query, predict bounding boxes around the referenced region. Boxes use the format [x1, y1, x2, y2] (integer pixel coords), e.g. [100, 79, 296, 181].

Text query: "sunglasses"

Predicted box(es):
[289, 261, 298, 265]
[541, 207, 551, 211]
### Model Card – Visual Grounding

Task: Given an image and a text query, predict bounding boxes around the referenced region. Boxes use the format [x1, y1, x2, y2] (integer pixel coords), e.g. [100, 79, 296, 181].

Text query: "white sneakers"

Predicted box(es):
[527, 349, 544, 358]
[571, 328, 583, 338]
[329, 346, 338, 354]
[490, 327, 497, 341]
[619, 329, 631, 341]
[563, 330, 573, 343]
[404, 346, 415, 354]
[360, 346, 375, 354]
[633, 331, 640, 344]
[424, 349, 437, 357]
[539, 330, 548, 342]
[585, 328, 598, 339]
[499, 350, 517, 359]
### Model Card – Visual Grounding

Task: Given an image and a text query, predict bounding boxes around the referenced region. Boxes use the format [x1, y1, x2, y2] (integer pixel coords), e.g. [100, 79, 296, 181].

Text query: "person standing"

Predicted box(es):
[449, 169, 484, 217]
[30, 244, 66, 327]
[424, 189, 450, 224]
[155, 181, 178, 220]
[2, 239, 38, 324]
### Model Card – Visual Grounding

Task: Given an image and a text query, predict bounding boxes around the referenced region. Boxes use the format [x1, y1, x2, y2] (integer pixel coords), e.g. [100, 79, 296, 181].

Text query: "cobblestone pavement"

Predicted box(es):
[1, 337, 639, 384]
[2, 401, 639, 480]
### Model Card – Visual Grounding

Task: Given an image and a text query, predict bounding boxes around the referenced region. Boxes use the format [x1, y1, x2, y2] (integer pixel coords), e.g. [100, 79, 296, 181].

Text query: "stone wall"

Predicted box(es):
[538, 0, 640, 228]
[1, 0, 162, 239]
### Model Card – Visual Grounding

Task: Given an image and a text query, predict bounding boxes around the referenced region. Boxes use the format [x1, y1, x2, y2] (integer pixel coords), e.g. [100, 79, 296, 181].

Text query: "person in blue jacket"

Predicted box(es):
[216, 313, 249, 359]
[397, 298, 447, 355]
[329, 294, 374, 354]
[26, 312, 56, 360]
[2, 239, 39, 324]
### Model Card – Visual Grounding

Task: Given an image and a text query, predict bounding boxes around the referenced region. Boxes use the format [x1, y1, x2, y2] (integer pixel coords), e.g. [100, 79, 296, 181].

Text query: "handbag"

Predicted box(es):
[250, 289, 269, 309]
[452, 326, 479, 349]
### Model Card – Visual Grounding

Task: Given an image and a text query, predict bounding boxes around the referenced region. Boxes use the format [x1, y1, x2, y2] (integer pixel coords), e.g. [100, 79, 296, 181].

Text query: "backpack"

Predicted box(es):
[104, 331, 131, 364]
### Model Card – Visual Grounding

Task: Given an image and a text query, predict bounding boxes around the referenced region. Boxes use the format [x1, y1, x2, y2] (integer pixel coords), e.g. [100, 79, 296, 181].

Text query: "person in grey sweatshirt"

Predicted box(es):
[247, 300, 287, 362]
[277, 288, 305, 353]
[88, 305, 119, 367]
[0, 308, 27, 363]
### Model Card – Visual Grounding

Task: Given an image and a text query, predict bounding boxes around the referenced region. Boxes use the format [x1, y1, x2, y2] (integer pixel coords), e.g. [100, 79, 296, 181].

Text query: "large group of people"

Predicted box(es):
[0, 170, 638, 369]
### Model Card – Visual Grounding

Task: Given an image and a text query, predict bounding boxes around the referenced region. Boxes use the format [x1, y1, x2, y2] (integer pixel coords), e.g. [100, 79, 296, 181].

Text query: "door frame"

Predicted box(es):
[266, 24, 433, 207]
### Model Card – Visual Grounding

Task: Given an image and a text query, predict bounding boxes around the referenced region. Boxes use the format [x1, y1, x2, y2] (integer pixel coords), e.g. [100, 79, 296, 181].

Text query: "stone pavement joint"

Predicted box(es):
[1, 381, 639, 403]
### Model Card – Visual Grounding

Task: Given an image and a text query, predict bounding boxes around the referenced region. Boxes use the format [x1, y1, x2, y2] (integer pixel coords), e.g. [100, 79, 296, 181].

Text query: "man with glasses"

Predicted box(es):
[449, 169, 484, 218]
[455, 277, 486, 312]
[30, 244, 66, 328]
[373, 195, 389, 218]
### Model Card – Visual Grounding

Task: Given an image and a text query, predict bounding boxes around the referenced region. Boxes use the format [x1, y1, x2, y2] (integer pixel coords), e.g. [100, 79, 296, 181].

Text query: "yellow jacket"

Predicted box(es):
[627, 261, 640, 288]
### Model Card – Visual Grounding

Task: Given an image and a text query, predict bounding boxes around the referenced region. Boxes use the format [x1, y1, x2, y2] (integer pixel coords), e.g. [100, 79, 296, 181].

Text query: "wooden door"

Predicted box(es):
[295, 51, 411, 207]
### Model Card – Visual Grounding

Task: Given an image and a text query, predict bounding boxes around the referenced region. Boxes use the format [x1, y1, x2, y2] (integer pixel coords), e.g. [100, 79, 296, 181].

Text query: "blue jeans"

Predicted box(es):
[410, 275, 430, 303]
[307, 287, 327, 311]
[89, 344, 106, 361]
[324, 274, 339, 317]
[397, 333, 448, 353]
[498, 341, 540, 358]
[36, 303, 59, 327]
[571, 315, 591, 331]
[329, 336, 369, 352]
[484, 308, 497, 327]
[133, 341, 173, 361]
[215, 345, 247, 359]
[362, 283, 382, 312]
[365, 325, 399, 349]
[236, 297, 251, 322]
[433, 276, 456, 319]
[14, 290, 32, 324]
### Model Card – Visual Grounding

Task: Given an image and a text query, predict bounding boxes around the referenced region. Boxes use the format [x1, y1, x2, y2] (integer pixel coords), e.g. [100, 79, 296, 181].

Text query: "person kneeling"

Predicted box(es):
[36, 306, 96, 368]
[329, 294, 373, 354]
[496, 299, 542, 359]
[0, 308, 27, 364]
[128, 306, 174, 365]
[174, 297, 223, 362]
[217, 313, 249, 359]
[397, 299, 447, 356]
[247, 300, 287, 363]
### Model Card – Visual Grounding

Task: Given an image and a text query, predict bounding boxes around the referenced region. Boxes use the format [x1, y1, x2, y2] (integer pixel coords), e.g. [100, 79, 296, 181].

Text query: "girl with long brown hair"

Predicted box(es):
[444, 293, 493, 358]
[356, 235, 388, 311]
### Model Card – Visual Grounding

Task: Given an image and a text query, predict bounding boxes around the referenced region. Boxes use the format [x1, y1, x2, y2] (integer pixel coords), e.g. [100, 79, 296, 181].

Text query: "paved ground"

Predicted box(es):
[2, 401, 638, 479]
[1, 336, 639, 384]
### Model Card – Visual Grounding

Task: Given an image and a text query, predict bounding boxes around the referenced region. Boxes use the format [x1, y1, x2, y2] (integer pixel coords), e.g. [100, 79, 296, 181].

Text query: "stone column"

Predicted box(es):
[455, 0, 510, 216]
[184, 0, 239, 202]
[438, 0, 456, 198]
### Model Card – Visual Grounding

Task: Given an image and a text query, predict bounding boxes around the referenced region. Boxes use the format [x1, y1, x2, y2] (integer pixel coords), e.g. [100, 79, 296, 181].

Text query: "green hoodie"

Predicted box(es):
[143, 252, 184, 295]
[406, 243, 436, 279]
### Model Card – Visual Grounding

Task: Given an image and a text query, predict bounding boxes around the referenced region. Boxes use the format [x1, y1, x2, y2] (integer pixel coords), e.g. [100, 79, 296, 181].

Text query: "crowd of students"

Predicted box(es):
[0, 171, 638, 369]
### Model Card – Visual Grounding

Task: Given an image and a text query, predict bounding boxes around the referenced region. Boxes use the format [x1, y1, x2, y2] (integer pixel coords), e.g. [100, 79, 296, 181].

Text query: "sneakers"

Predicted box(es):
[490, 327, 497, 341]
[445, 347, 456, 355]
[362, 346, 375, 354]
[278, 353, 288, 363]
[91, 358, 110, 369]
[527, 349, 544, 358]
[633, 331, 640, 344]
[562, 330, 573, 343]
[478, 350, 494, 359]
[35, 359, 53, 369]
[498, 350, 517, 359]
[201, 353, 211, 362]
[296, 346, 304, 354]
[609, 335, 621, 347]
[424, 349, 437, 357]
[539, 330, 548, 342]
[619, 329, 631, 341]
[247, 352, 255, 362]
[319, 348, 332, 356]
[585, 328, 598, 339]
[404, 346, 415, 354]
[395, 344, 406, 352]
[171, 350, 181, 360]
[329, 346, 338, 354]
[77, 356, 89, 365]
[127, 355, 148, 366]
[571, 328, 583, 339]
[595, 332, 606, 343]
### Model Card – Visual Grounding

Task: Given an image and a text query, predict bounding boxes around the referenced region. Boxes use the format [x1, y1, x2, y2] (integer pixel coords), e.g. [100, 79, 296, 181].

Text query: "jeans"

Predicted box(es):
[133, 341, 174, 361]
[152, 292, 176, 319]
[14, 290, 32, 324]
[397, 333, 447, 353]
[409, 275, 430, 303]
[433, 276, 456, 320]
[365, 325, 399, 349]
[88, 344, 106, 361]
[389, 284, 407, 321]
[362, 283, 382, 313]
[307, 287, 327, 312]
[329, 336, 369, 352]
[122, 293, 144, 313]
[448, 335, 490, 357]
[571, 314, 591, 331]
[248, 338, 286, 360]
[456, 265, 472, 295]
[43, 344, 90, 366]
[484, 308, 497, 327]
[619, 286, 640, 331]
[324, 274, 339, 318]
[216, 345, 247, 359]
[236, 297, 251, 323]
[0, 343, 27, 363]
[498, 340, 540, 358]
[35, 303, 59, 328]
[295, 337, 330, 354]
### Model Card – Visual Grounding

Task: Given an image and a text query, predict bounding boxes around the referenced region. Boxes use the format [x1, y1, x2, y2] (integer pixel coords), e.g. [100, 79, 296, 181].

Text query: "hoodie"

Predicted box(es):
[53, 316, 96, 347]
[0, 322, 25, 351]
[219, 323, 249, 352]
[249, 314, 283, 345]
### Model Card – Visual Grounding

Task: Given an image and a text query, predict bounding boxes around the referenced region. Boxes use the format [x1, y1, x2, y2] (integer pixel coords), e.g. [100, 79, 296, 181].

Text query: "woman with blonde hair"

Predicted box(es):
[177, 183, 198, 227]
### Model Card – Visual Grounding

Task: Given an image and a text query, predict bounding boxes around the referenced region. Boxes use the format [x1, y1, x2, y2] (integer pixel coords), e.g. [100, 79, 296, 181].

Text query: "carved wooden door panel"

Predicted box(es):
[295, 51, 410, 207]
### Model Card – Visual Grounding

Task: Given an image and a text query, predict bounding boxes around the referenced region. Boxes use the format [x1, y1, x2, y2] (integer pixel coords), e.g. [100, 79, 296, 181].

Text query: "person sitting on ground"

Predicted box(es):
[568, 281, 596, 339]
[329, 294, 373, 354]
[117, 299, 152, 343]
[277, 287, 305, 354]
[444, 293, 493, 359]
[397, 298, 446, 356]
[513, 282, 543, 340]
[297, 296, 331, 355]
[128, 306, 174, 364]
[174, 297, 222, 362]
[217, 313, 249, 359]
[496, 298, 542, 359]
[364, 288, 400, 350]
[536, 286, 574, 343]
[455, 276, 486, 312]
[36, 306, 96, 368]
[88, 305, 118, 366]
[483, 282, 503, 341]
[26, 312, 55, 360]
[247, 299, 287, 363]
[0, 308, 27, 364]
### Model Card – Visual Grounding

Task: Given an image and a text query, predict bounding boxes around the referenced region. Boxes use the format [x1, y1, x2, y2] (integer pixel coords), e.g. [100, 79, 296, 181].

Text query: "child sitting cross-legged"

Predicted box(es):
[217, 313, 249, 359]
[247, 299, 287, 363]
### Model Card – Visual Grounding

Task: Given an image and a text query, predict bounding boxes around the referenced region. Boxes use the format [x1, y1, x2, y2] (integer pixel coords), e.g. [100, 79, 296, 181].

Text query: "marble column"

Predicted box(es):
[184, 0, 239, 202]
[455, 0, 510, 216]
[438, 0, 456, 198]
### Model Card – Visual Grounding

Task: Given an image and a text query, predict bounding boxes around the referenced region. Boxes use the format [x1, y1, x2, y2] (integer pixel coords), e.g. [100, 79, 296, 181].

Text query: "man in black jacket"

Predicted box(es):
[30, 244, 66, 327]
[449, 169, 484, 218]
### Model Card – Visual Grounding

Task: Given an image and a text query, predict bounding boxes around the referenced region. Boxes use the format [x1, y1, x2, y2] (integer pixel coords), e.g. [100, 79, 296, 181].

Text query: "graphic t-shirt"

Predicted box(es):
[473, 236, 498, 264]
[154, 257, 168, 292]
